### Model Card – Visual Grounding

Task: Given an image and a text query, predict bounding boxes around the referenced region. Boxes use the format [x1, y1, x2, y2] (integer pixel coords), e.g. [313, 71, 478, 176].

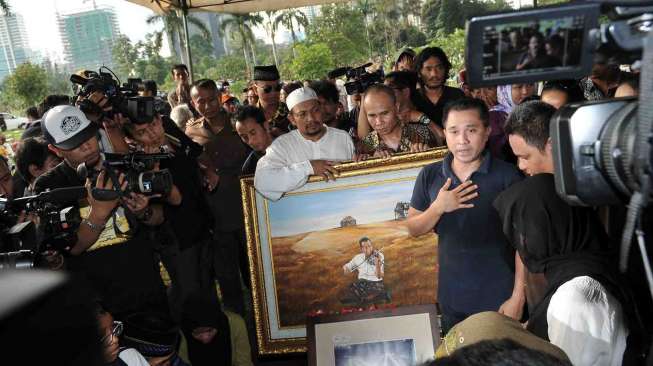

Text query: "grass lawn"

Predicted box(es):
[3, 128, 23, 143]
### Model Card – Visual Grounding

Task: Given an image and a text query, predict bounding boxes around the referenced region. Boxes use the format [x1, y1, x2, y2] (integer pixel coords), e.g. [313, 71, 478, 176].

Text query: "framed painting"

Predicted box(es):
[240, 148, 447, 355]
[307, 304, 440, 366]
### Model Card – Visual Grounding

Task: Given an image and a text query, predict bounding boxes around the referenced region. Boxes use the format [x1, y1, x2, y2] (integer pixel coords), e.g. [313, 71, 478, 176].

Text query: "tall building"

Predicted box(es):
[58, 7, 120, 72]
[0, 12, 31, 81]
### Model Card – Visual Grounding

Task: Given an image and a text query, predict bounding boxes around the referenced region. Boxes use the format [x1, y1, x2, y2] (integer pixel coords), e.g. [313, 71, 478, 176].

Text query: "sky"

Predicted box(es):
[9, 0, 163, 62]
[268, 179, 416, 237]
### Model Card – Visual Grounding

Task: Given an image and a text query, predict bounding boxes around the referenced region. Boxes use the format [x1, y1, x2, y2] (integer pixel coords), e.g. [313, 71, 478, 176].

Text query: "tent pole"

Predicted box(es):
[180, 0, 194, 83]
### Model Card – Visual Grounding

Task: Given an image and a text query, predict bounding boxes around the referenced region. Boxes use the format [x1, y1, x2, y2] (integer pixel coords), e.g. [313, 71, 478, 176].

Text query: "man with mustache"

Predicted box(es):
[412, 47, 465, 142]
[254, 87, 355, 201]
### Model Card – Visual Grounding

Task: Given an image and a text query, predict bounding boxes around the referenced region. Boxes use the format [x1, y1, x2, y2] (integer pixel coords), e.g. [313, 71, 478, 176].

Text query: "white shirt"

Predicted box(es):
[547, 276, 628, 366]
[344, 252, 384, 281]
[254, 127, 355, 201]
[118, 348, 150, 366]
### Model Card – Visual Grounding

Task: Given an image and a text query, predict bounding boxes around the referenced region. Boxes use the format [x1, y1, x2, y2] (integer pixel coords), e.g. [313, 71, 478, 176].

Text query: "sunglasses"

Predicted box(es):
[101, 321, 124, 344]
[258, 84, 282, 94]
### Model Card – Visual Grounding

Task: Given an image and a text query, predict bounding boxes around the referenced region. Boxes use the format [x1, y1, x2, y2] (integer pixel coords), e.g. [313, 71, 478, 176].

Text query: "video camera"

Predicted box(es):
[70, 67, 155, 124]
[329, 63, 385, 95]
[0, 187, 85, 269]
[78, 151, 174, 201]
[465, 1, 652, 274]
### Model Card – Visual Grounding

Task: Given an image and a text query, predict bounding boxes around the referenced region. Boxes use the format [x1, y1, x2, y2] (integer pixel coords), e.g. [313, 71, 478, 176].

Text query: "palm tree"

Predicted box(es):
[219, 14, 263, 78]
[146, 11, 211, 65]
[273, 9, 309, 57]
[263, 11, 280, 67]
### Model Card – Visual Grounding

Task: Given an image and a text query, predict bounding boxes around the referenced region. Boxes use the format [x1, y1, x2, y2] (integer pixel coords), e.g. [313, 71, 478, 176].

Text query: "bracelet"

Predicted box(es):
[82, 219, 106, 232]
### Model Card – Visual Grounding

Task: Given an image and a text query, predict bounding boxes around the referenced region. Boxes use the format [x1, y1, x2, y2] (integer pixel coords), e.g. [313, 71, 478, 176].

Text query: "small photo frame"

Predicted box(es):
[307, 304, 439, 366]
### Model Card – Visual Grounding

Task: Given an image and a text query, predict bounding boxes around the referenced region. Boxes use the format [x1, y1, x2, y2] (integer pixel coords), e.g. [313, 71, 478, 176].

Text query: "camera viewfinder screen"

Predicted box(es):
[482, 15, 585, 78]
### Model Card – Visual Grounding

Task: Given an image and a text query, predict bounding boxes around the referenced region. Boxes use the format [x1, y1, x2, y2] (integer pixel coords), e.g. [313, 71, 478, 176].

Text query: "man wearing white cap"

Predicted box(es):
[254, 87, 355, 201]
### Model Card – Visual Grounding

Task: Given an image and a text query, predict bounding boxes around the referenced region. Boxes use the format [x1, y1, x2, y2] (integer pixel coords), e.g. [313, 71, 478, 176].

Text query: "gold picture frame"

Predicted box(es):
[241, 148, 447, 355]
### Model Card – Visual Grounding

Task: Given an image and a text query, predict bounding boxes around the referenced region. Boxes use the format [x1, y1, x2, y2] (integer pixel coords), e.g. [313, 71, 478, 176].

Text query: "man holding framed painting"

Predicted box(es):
[406, 97, 525, 333]
[254, 87, 356, 201]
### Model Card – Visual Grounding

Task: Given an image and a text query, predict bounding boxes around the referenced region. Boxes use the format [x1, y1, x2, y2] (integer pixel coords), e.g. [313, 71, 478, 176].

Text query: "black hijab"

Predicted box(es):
[181, 291, 232, 366]
[493, 173, 623, 339]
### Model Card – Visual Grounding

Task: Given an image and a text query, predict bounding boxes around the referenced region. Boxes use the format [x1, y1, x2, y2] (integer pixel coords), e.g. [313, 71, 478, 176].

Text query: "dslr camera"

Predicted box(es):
[465, 2, 652, 270]
[70, 67, 155, 124]
[330, 63, 385, 95]
[78, 151, 174, 201]
[0, 187, 85, 269]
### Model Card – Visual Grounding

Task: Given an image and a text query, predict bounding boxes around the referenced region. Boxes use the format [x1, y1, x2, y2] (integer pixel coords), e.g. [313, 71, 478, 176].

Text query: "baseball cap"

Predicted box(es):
[42, 105, 98, 150]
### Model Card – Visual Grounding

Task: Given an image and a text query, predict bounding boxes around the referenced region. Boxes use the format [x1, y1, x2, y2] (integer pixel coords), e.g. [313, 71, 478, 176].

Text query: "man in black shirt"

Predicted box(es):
[412, 47, 465, 140]
[34, 105, 169, 319]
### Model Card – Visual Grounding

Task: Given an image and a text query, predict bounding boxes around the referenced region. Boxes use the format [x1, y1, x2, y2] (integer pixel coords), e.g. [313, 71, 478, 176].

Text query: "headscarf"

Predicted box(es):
[181, 291, 232, 366]
[493, 174, 624, 339]
[494, 85, 515, 114]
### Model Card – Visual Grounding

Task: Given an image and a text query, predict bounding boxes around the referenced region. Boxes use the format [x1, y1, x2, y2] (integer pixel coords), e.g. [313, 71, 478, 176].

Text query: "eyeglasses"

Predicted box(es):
[101, 321, 123, 344]
[257, 84, 282, 94]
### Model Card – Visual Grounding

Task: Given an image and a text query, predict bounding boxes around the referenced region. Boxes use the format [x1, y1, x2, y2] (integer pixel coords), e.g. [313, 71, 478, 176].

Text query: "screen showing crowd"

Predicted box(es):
[482, 15, 585, 78]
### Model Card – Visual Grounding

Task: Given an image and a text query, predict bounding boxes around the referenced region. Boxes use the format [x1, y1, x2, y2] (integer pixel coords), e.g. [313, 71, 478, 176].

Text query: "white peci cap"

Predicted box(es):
[285, 87, 318, 112]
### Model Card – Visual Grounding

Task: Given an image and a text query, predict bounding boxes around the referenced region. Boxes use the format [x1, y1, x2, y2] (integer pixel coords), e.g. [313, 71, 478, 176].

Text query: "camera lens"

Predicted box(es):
[599, 102, 639, 197]
[130, 169, 173, 196]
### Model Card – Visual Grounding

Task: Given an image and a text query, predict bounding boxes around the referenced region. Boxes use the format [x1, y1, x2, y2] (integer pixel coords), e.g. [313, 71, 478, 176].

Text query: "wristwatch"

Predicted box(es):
[418, 114, 432, 126]
[82, 219, 105, 232]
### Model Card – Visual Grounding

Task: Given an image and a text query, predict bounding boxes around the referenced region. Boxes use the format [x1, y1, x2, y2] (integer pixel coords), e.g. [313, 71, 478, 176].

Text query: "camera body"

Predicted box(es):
[78, 152, 173, 201]
[336, 63, 384, 95]
[70, 68, 155, 124]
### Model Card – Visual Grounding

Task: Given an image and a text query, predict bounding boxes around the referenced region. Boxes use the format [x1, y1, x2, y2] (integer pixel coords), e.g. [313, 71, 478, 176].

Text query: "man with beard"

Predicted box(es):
[254, 87, 355, 201]
[412, 47, 465, 135]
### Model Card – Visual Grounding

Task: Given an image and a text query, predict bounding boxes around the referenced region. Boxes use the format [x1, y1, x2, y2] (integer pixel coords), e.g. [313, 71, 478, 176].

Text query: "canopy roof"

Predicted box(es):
[126, 0, 349, 14]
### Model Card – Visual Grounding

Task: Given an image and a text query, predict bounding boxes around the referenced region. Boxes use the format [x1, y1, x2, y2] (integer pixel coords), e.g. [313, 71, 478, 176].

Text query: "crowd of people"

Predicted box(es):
[0, 42, 647, 366]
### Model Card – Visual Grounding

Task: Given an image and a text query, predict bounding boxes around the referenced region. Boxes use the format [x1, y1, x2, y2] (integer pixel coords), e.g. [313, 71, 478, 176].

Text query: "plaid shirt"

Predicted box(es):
[360, 123, 435, 154]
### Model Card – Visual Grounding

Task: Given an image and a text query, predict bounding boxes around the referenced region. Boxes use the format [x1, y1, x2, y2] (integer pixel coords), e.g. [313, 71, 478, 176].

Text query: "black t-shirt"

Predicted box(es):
[412, 86, 465, 128]
[33, 162, 167, 318]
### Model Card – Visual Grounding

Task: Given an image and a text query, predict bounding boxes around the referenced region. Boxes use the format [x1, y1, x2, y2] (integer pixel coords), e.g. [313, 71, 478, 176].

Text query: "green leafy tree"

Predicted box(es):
[263, 11, 281, 66]
[220, 14, 263, 77]
[288, 43, 334, 81]
[428, 28, 466, 77]
[112, 35, 139, 81]
[274, 9, 309, 57]
[146, 11, 211, 65]
[204, 54, 248, 81]
[307, 4, 367, 66]
[398, 25, 427, 47]
[1, 63, 48, 111]
[421, 0, 442, 38]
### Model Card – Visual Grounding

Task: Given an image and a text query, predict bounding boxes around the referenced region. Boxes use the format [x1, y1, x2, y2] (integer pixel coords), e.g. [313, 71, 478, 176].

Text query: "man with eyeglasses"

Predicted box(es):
[252, 65, 291, 137]
[254, 87, 355, 201]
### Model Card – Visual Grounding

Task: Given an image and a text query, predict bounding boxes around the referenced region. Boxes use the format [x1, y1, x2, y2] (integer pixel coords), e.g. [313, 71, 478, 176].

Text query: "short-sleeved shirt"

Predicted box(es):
[410, 151, 522, 315]
[412, 86, 465, 128]
[360, 123, 435, 155]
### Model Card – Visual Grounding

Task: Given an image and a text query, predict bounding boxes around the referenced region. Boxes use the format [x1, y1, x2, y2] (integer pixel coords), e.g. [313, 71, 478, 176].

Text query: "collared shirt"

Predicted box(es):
[344, 252, 385, 282]
[254, 127, 355, 201]
[258, 101, 291, 137]
[547, 276, 627, 366]
[412, 86, 465, 128]
[410, 151, 522, 315]
[360, 123, 435, 155]
[167, 86, 191, 108]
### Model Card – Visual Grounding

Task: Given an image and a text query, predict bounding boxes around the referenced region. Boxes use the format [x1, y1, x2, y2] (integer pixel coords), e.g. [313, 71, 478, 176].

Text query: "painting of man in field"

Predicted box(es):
[267, 178, 437, 328]
[340, 236, 390, 306]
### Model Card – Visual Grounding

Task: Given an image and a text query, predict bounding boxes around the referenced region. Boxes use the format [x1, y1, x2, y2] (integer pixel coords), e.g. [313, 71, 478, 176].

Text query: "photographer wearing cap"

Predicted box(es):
[33, 105, 168, 318]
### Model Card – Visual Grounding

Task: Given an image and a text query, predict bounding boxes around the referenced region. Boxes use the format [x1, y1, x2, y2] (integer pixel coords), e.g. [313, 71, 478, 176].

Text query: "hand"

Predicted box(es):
[498, 295, 525, 320]
[372, 149, 392, 159]
[77, 91, 112, 123]
[409, 111, 425, 123]
[122, 192, 156, 214]
[409, 142, 428, 153]
[204, 169, 220, 191]
[354, 153, 369, 162]
[86, 170, 126, 219]
[432, 178, 478, 214]
[310, 160, 338, 181]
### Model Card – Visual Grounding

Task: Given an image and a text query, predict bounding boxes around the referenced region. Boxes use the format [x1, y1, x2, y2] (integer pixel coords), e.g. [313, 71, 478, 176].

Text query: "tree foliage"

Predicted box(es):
[289, 43, 334, 81]
[1, 63, 48, 111]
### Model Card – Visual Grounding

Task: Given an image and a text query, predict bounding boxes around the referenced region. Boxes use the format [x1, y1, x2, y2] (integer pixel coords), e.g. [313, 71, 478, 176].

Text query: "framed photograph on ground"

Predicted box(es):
[240, 149, 446, 355]
[307, 304, 439, 366]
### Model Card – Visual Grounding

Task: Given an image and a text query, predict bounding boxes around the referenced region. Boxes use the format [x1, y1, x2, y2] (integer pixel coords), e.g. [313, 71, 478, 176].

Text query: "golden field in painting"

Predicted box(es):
[270, 220, 438, 327]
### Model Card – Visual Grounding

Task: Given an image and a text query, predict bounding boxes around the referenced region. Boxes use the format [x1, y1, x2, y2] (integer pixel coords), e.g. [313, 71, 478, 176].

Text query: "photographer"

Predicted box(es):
[122, 111, 216, 322]
[34, 105, 168, 318]
[15, 137, 61, 196]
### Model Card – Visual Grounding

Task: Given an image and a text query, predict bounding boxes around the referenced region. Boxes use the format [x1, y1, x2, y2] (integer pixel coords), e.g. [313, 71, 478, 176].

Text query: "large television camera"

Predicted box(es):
[70, 67, 155, 125]
[465, 1, 652, 274]
[77, 151, 173, 201]
[329, 63, 385, 95]
[0, 187, 86, 269]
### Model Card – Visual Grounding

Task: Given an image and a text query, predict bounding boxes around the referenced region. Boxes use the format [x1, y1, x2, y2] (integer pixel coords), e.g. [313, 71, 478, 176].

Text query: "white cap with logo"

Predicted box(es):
[285, 87, 318, 112]
[43, 105, 98, 150]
